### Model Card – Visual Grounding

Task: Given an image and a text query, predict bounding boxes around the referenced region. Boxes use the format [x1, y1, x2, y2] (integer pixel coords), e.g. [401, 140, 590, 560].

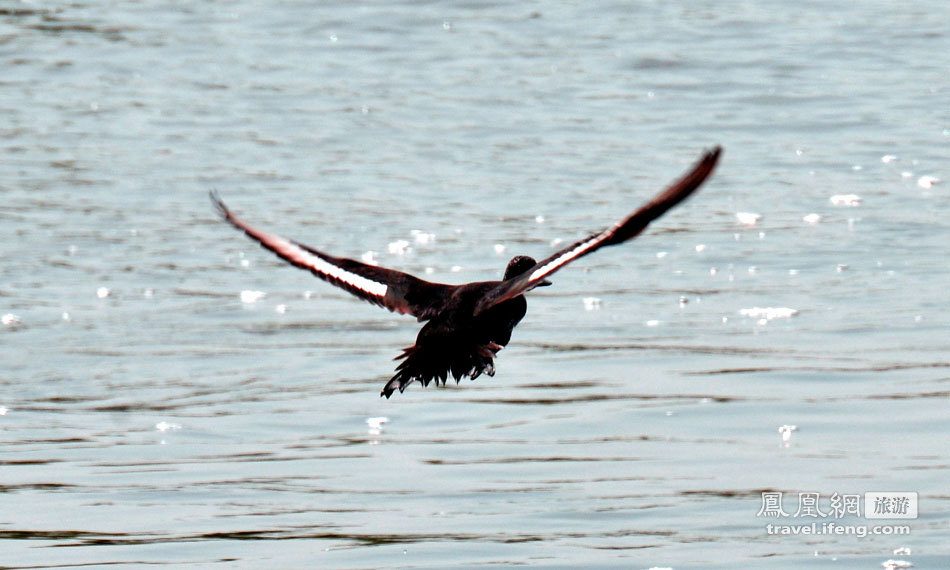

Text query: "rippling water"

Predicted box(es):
[2, 1, 948, 568]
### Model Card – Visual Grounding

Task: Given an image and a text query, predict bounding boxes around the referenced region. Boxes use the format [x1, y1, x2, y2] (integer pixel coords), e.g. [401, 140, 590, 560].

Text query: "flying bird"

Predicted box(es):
[212, 146, 721, 398]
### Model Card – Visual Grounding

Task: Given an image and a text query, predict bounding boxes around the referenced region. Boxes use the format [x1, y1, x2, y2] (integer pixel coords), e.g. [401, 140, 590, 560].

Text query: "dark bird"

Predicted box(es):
[212, 146, 721, 398]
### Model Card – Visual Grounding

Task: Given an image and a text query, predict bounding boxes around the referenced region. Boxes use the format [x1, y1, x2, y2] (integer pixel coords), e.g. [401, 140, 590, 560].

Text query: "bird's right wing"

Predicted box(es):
[474, 146, 722, 315]
[212, 192, 454, 320]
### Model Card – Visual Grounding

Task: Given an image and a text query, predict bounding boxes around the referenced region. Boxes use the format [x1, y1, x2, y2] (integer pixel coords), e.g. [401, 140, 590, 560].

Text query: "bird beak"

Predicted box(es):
[535, 279, 552, 287]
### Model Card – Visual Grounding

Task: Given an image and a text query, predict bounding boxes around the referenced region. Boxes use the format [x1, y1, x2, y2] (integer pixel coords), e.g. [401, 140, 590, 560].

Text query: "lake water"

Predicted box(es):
[2, 1, 948, 568]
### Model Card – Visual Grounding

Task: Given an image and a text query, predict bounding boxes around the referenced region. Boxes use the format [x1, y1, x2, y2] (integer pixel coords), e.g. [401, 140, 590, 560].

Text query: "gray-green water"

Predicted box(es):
[2, 1, 948, 568]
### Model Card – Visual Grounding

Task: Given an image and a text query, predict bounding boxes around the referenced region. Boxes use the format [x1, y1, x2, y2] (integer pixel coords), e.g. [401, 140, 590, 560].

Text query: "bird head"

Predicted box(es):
[504, 255, 551, 287]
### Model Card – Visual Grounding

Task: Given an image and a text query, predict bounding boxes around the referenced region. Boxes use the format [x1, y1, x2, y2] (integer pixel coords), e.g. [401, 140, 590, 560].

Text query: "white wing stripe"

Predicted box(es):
[529, 230, 610, 282]
[267, 233, 389, 298]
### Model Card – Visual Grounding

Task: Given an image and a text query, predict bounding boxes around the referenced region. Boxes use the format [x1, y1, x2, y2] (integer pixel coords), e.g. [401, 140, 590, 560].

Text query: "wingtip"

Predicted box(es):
[690, 145, 722, 182]
[209, 190, 229, 218]
[380, 377, 399, 398]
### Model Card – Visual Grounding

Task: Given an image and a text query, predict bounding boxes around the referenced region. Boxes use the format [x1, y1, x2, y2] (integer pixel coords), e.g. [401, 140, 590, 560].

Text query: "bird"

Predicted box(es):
[212, 146, 721, 398]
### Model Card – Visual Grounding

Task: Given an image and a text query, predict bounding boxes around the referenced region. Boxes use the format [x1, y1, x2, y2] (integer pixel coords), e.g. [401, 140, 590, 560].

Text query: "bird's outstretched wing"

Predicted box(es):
[474, 146, 722, 316]
[212, 192, 455, 320]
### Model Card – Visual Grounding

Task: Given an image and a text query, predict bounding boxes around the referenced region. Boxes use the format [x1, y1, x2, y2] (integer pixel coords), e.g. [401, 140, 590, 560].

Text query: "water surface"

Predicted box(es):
[2, 1, 948, 568]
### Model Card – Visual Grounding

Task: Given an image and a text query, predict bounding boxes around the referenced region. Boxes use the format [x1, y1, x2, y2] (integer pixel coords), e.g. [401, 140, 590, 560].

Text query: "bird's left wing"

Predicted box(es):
[474, 146, 722, 316]
[212, 192, 454, 320]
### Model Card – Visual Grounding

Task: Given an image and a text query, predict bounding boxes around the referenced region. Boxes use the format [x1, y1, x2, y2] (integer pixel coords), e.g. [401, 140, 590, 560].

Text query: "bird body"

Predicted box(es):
[213, 147, 721, 397]
[387, 291, 527, 398]
[384, 256, 539, 397]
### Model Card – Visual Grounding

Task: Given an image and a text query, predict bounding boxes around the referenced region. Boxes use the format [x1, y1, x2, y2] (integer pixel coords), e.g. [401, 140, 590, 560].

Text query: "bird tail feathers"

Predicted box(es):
[380, 343, 500, 398]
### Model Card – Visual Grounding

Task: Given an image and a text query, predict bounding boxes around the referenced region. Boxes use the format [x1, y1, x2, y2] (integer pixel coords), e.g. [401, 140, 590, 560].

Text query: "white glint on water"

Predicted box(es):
[778, 424, 798, 444]
[582, 297, 602, 311]
[740, 307, 798, 320]
[240, 290, 266, 304]
[156, 421, 182, 432]
[366, 417, 389, 439]
[917, 175, 939, 189]
[366, 417, 388, 430]
[736, 212, 762, 226]
[387, 240, 410, 255]
[361, 251, 379, 265]
[830, 194, 861, 206]
[410, 229, 435, 245]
